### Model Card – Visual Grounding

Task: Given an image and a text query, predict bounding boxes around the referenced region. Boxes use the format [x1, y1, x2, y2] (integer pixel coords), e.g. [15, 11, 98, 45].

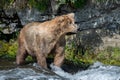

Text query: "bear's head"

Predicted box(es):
[55, 13, 78, 35]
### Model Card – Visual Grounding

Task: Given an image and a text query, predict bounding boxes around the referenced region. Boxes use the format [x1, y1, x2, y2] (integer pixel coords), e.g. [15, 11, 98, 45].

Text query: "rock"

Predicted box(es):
[74, 1, 120, 53]
[17, 8, 52, 25]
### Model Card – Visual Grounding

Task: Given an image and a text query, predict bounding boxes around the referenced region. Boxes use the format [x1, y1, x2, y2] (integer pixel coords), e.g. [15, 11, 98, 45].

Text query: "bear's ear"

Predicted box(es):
[66, 13, 74, 19]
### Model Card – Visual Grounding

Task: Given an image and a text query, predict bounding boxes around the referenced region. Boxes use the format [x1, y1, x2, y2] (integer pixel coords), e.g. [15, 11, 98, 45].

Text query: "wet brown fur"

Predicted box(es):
[16, 13, 78, 69]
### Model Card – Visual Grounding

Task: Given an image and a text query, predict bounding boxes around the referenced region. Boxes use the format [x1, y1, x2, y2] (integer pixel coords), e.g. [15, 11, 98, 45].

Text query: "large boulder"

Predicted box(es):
[74, 0, 120, 52]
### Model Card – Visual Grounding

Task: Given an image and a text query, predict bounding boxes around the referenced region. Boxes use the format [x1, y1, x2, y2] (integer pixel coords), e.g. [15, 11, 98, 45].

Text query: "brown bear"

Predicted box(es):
[16, 13, 78, 69]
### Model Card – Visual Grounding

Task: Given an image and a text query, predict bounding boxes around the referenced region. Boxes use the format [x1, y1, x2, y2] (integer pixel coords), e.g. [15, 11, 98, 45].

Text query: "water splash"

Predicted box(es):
[51, 62, 120, 80]
[0, 62, 120, 80]
[0, 68, 60, 80]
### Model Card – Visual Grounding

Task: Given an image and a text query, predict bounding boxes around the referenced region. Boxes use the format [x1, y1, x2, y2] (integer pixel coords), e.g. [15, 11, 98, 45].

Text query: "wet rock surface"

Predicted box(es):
[0, 59, 67, 80]
[74, 1, 120, 52]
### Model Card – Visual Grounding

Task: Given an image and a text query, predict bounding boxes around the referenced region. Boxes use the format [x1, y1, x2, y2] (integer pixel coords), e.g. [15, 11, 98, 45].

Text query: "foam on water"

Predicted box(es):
[51, 62, 120, 80]
[0, 62, 120, 80]
[0, 68, 60, 80]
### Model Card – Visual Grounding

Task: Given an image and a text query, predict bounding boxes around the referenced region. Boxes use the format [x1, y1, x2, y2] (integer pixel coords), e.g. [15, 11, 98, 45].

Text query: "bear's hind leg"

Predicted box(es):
[16, 44, 28, 65]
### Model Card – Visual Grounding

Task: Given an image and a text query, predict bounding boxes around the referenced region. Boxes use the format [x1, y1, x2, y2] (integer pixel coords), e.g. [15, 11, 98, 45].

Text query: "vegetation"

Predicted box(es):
[0, 40, 17, 59]
[1, 0, 116, 10]
[0, 0, 87, 10]
[0, 39, 120, 67]
[0, 0, 14, 9]
[28, 0, 49, 11]
[73, 0, 87, 8]
[65, 44, 120, 66]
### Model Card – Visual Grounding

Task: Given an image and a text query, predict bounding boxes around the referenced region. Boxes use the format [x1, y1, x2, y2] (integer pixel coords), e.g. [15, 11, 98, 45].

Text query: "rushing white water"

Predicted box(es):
[0, 62, 120, 80]
[52, 62, 120, 80]
[0, 68, 61, 80]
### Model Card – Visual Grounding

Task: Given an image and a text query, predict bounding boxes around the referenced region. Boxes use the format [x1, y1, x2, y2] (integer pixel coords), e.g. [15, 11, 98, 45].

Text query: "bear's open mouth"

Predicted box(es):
[66, 32, 77, 35]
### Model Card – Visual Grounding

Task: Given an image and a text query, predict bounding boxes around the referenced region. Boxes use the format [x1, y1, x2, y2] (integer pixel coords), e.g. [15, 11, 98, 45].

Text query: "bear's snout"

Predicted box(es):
[73, 24, 79, 33]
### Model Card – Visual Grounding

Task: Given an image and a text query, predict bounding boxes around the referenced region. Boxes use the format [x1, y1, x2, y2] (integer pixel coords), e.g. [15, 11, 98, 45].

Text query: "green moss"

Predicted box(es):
[96, 47, 120, 66]
[0, 41, 9, 57]
[7, 41, 18, 59]
[65, 42, 120, 66]
[0, 40, 17, 59]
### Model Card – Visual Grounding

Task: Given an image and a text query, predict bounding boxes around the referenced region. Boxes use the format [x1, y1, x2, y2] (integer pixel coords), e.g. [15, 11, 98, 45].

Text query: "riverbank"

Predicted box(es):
[1, 40, 120, 68]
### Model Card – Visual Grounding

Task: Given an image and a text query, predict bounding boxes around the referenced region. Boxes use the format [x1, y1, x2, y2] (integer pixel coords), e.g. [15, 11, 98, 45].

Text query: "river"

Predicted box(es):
[0, 60, 120, 80]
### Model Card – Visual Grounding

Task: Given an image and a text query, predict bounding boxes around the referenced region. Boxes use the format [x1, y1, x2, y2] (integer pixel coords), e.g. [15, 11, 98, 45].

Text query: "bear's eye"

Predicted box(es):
[69, 21, 72, 24]
[69, 19, 75, 24]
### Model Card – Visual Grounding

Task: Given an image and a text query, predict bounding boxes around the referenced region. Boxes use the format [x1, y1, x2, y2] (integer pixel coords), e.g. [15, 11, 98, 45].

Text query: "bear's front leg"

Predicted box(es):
[53, 36, 65, 67]
[35, 52, 47, 69]
[54, 46, 65, 67]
